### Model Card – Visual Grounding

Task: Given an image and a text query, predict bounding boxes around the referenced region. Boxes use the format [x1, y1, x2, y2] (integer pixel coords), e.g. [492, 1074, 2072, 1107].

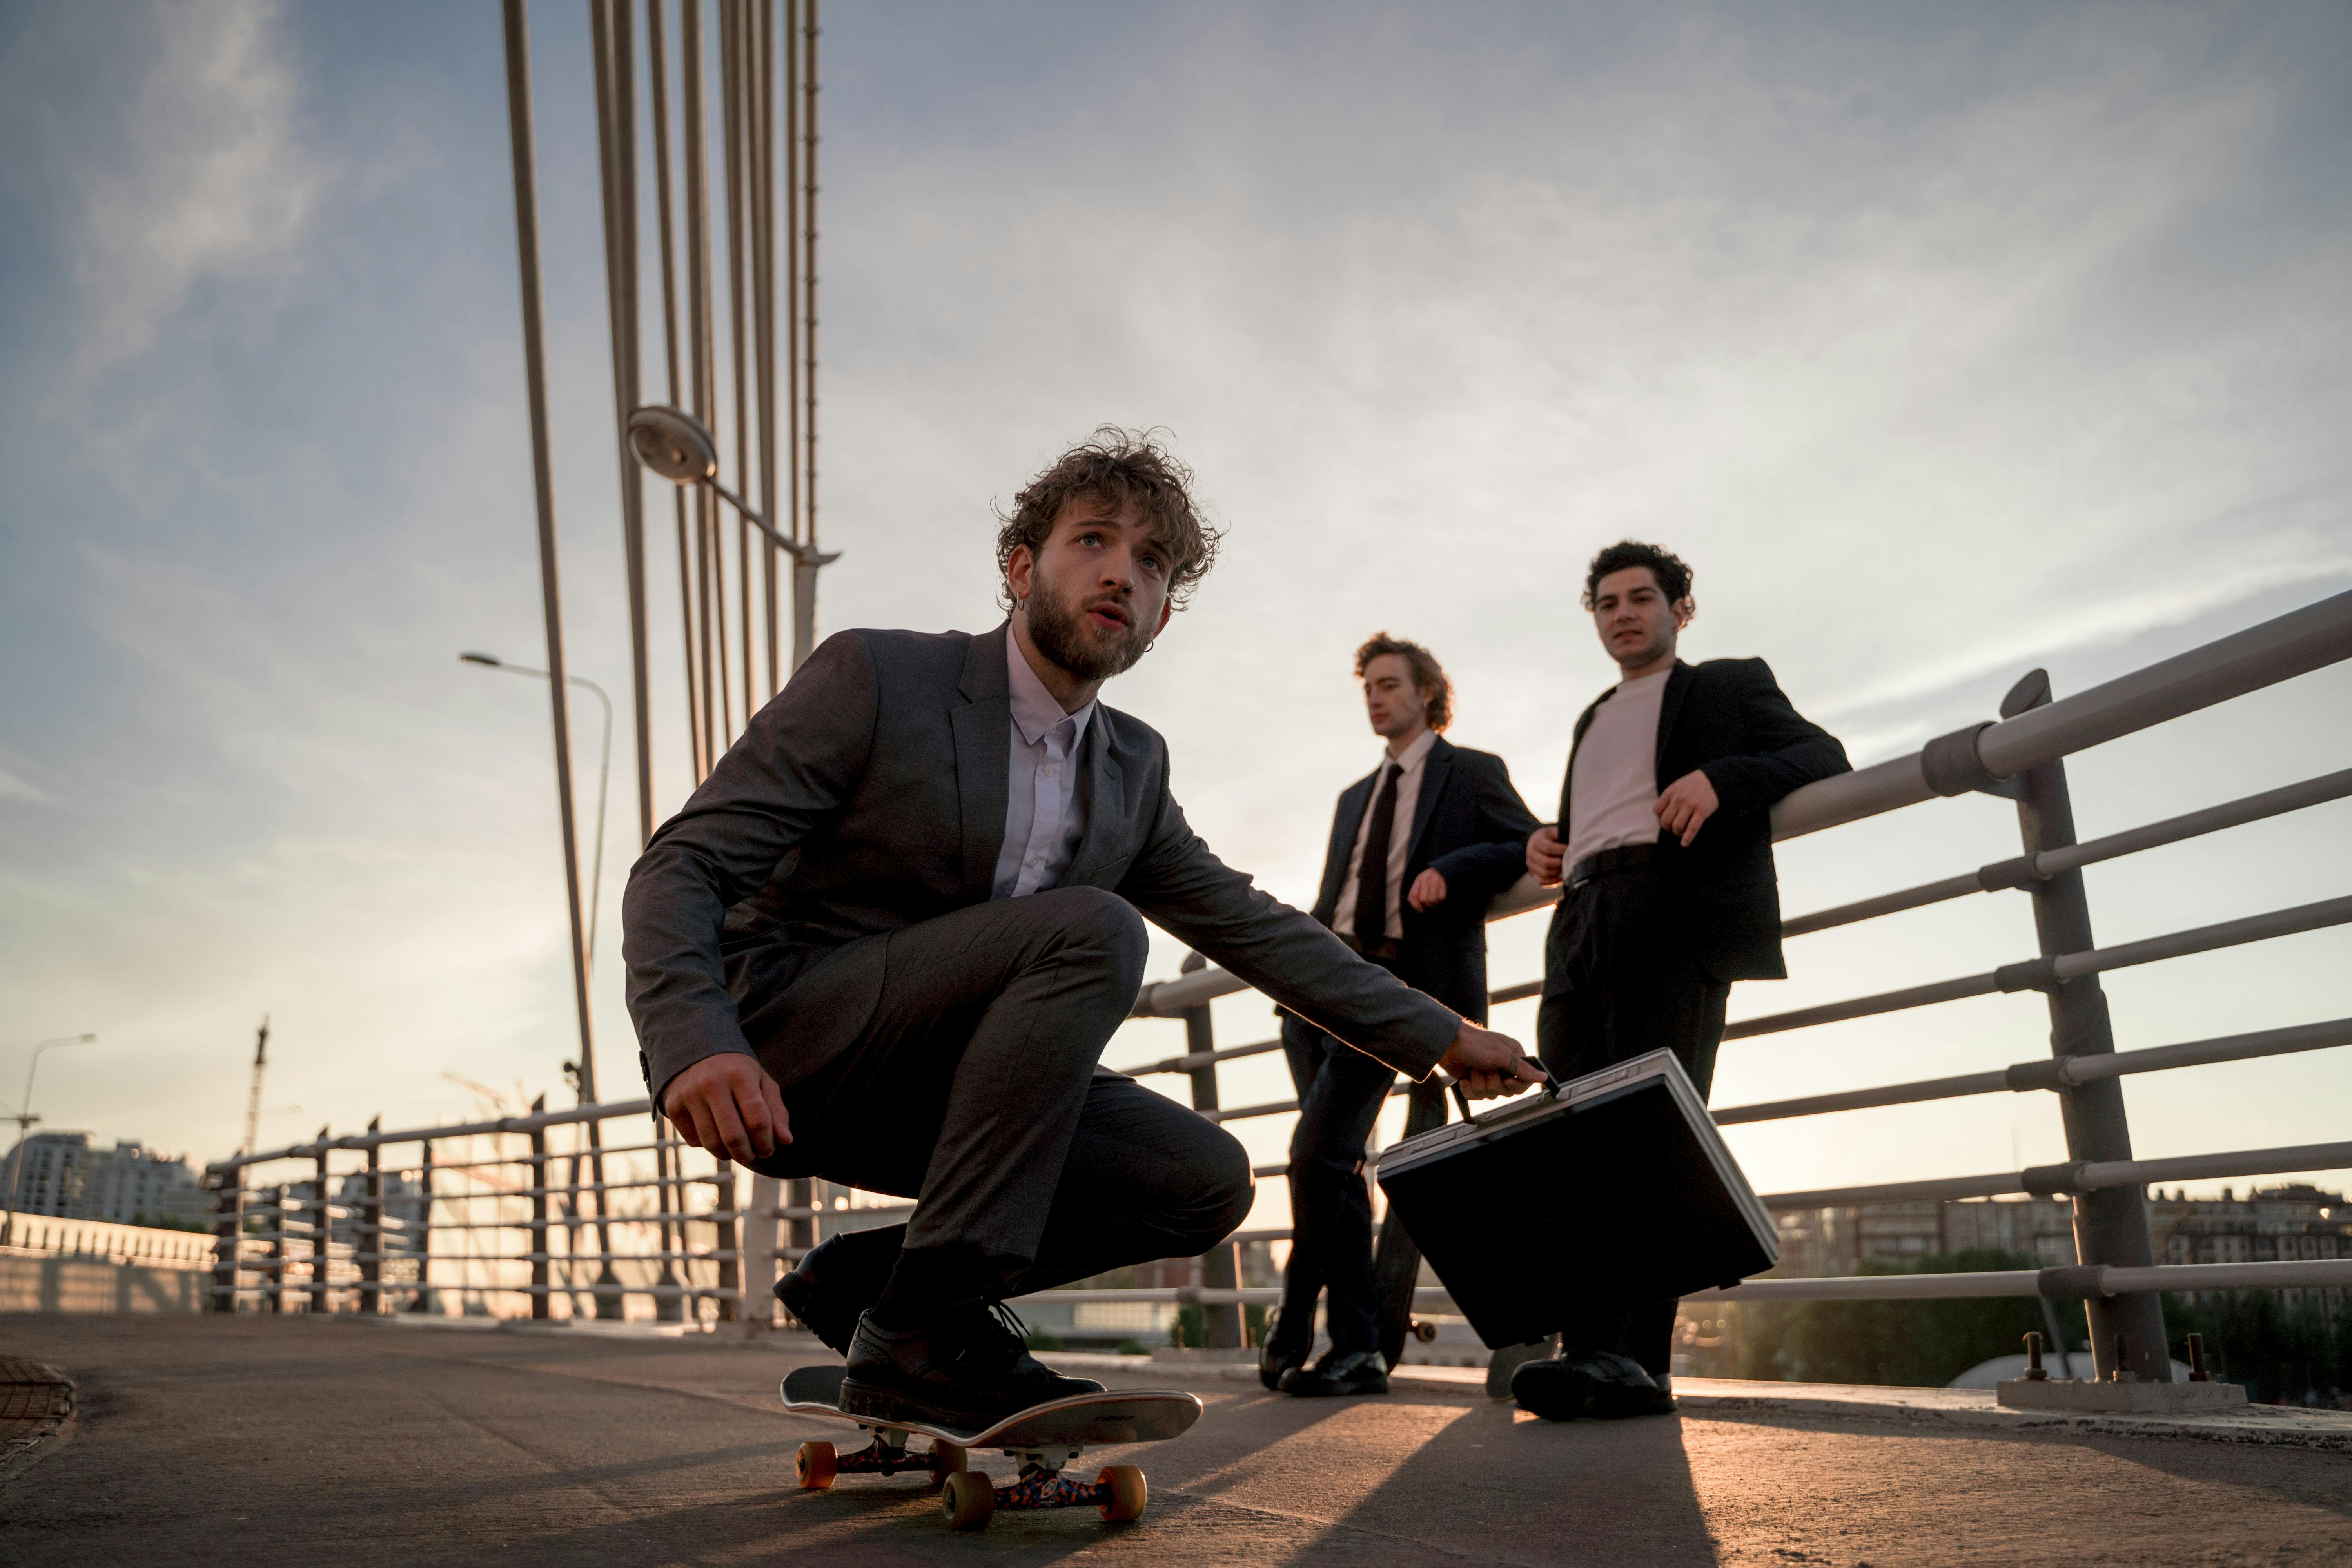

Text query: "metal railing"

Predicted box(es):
[1037, 588, 2352, 1375]
[200, 1098, 745, 1322]
[205, 590, 2352, 1368]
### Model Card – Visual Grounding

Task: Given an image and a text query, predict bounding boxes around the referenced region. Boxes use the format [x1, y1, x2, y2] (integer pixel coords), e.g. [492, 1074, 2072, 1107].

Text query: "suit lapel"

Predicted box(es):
[1318, 775, 1373, 918]
[1655, 661, 1695, 789]
[951, 625, 1013, 899]
[1065, 717, 1127, 885]
[1404, 737, 1454, 864]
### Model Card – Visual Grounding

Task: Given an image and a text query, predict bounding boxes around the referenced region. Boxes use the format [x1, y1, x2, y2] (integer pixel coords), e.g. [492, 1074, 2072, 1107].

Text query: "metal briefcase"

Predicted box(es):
[1373, 1047, 1778, 1349]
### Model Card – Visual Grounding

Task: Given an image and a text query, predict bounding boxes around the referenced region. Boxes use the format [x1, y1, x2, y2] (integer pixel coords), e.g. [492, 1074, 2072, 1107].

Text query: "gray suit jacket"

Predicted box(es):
[622, 622, 1462, 1103]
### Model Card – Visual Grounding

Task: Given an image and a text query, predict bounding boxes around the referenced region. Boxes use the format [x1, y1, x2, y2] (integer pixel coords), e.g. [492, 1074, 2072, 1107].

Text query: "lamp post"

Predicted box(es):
[626, 404, 838, 668]
[459, 653, 615, 972]
[2, 1033, 95, 1247]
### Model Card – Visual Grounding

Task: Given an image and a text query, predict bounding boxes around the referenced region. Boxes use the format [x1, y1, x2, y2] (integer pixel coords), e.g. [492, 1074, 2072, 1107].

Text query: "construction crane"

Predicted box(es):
[241, 1016, 269, 1156]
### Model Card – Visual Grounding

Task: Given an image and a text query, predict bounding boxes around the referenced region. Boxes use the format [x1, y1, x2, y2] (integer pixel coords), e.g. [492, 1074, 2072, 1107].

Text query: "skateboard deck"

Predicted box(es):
[779, 1365, 1202, 1530]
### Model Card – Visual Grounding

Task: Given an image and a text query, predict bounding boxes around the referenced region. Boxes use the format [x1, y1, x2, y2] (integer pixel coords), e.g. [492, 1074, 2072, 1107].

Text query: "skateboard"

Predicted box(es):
[779, 1365, 1202, 1530]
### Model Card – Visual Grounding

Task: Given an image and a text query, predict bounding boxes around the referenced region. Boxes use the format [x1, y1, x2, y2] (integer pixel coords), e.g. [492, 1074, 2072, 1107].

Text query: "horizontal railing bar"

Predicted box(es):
[1780, 873, 1985, 940]
[1203, 1082, 1413, 1125]
[1250, 1162, 1289, 1179]
[2053, 895, 2352, 982]
[1726, 895, 2352, 1041]
[1760, 1137, 2352, 1210]
[1711, 1069, 2014, 1126]
[1722, 974, 1998, 1040]
[209, 1099, 663, 1173]
[1713, 1016, 2352, 1125]
[1124, 1036, 1284, 1077]
[1774, 588, 2352, 842]
[1779, 768, 2352, 940]
[392, 1212, 738, 1232]
[777, 1204, 915, 1221]
[209, 1284, 743, 1299]
[2079, 1138, 2352, 1191]
[216, 1176, 728, 1204]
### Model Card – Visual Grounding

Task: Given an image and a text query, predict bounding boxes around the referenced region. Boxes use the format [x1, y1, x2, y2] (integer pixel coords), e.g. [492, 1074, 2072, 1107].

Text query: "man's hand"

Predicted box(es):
[1654, 768, 1719, 847]
[663, 1053, 790, 1164]
[1406, 867, 1449, 912]
[1436, 1020, 1548, 1101]
[1526, 824, 1565, 886]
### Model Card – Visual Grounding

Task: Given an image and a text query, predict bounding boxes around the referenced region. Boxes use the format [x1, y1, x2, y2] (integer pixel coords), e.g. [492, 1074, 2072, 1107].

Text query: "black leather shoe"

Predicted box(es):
[1484, 1336, 1557, 1400]
[1511, 1348, 1669, 1421]
[1259, 1336, 1310, 1391]
[838, 1303, 1104, 1430]
[774, 1233, 896, 1356]
[1279, 1347, 1390, 1397]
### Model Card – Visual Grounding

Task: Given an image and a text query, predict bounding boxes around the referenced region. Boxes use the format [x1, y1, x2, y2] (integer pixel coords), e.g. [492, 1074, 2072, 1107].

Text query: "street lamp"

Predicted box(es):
[460, 653, 613, 975]
[2, 1033, 95, 1246]
[626, 404, 838, 666]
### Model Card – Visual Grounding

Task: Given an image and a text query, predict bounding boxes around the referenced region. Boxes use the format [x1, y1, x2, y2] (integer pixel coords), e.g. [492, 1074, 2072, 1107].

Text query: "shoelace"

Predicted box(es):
[941, 1299, 1034, 1374]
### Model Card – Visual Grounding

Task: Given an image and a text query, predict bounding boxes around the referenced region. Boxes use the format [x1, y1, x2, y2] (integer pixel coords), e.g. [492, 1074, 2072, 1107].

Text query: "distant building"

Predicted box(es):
[1771, 1186, 2348, 1309]
[2, 1132, 208, 1227]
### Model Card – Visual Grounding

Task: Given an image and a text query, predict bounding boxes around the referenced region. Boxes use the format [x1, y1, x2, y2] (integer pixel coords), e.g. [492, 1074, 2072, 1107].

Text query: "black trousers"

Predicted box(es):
[1273, 1006, 1401, 1354]
[1537, 861, 1731, 1377]
[740, 887, 1255, 1301]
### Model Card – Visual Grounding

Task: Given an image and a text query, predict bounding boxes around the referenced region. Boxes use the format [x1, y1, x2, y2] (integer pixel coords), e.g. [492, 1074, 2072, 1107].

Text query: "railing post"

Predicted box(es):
[2004, 670, 2169, 1381]
[528, 1096, 551, 1320]
[310, 1131, 333, 1315]
[652, 1109, 685, 1321]
[1373, 1081, 1449, 1369]
[744, 1172, 782, 1332]
[412, 1140, 437, 1315]
[266, 1182, 287, 1314]
[209, 1168, 244, 1314]
[360, 1118, 383, 1316]
[1180, 952, 1246, 1350]
[713, 1158, 742, 1324]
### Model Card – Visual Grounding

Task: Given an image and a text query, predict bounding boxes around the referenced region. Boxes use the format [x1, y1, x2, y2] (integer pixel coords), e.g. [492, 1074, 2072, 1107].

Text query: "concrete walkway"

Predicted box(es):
[2, 1314, 2347, 1566]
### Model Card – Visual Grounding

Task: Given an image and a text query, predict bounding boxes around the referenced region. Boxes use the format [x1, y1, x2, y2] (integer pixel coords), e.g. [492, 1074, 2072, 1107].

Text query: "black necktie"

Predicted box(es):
[1352, 762, 1401, 947]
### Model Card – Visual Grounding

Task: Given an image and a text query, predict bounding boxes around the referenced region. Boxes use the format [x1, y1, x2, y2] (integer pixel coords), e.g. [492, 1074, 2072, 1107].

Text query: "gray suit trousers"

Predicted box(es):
[740, 886, 1254, 1294]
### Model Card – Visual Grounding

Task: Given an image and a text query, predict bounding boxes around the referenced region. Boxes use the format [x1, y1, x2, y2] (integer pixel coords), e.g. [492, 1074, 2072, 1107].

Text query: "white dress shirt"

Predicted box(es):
[1330, 727, 1439, 942]
[992, 630, 1097, 900]
[1563, 668, 1668, 870]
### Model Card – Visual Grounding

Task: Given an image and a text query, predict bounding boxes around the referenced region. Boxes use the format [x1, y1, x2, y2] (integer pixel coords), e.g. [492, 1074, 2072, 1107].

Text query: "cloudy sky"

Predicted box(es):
[2, 1, 2347, 1230]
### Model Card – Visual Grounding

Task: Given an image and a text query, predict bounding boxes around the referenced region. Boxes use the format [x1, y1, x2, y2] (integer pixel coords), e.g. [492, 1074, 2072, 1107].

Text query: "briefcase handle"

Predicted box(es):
[1444, 1057, 1548, 1122]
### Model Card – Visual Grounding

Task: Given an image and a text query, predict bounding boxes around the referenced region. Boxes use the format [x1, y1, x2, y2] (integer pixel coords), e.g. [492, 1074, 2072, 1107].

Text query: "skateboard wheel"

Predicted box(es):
[796, 1441, 837, 1490]
[1412, 1319, 1439, 1344]
[941, 1470, 995, 1530]
[1098, 1465, 1147, 1523]
[926, 1439, 966, 1492]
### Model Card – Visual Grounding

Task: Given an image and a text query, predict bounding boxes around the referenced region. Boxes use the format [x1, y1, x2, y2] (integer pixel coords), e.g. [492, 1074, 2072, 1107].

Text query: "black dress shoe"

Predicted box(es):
[773, 1232, 897, 1356]
[1279, 1347, 1390, 1397]
[1510, 1348, 1670, 1421]
[1259, 1337, 1310, 1391]
[838, 1303, 1104, 1429]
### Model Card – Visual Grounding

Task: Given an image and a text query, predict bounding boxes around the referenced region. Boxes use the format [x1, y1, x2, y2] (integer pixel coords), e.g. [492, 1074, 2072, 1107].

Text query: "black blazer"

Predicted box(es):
[1555, 659, 1848, 983]
[1308, 737, 1540, 1019]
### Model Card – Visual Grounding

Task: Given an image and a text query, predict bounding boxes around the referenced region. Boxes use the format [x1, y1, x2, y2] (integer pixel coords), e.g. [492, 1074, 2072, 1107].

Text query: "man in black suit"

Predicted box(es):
[1264, 634, 1540, 1397]
[624, 432, 1542, 1432]
[1506, 541, 1848, 1421]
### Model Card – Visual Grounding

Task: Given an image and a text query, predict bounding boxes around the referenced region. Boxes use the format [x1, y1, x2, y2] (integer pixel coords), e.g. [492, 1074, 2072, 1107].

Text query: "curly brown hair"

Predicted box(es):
[994, 427, 1223, 613]
[1581, 540, 1694, 611]
[1354, 632, 1452, 732]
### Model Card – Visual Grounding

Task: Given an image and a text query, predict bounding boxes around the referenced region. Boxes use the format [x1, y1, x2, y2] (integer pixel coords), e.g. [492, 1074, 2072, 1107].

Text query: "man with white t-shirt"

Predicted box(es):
[1503, 540, 1849, 1422]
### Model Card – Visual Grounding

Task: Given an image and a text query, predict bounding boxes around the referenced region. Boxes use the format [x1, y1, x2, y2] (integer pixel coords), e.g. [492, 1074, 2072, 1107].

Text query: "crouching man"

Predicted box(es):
[624, 428, 1542, 1431]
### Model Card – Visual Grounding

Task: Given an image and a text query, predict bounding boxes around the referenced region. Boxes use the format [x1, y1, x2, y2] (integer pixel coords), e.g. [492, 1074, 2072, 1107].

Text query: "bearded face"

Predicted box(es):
[1024, 564, 1156, 681]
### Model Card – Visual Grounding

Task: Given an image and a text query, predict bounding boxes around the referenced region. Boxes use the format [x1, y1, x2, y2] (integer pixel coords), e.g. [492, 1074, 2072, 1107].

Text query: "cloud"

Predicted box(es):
[64, 0, 325, 394]
[0, 766, 44, 803]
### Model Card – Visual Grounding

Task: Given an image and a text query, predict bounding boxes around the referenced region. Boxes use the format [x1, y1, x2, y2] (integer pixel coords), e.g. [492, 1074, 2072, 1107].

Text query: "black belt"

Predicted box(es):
[1339, 931, 1401, 963]
[1566, 841, 1658, 891]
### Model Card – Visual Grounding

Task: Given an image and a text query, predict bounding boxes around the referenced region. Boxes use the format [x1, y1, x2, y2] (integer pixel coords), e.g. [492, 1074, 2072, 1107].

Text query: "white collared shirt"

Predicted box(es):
[1563, 669, 1668, 870]
[1330, 727, 1439, 942]
[993, 630, 1098, 899]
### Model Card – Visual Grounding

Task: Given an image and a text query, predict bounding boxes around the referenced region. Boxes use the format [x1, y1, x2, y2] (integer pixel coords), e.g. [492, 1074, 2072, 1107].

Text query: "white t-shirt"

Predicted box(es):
[1563, 670, 1668, 870]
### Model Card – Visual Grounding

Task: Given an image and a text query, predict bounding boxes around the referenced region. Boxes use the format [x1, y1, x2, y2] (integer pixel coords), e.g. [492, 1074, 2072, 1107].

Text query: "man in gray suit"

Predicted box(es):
[623, 428, 1540, 1430]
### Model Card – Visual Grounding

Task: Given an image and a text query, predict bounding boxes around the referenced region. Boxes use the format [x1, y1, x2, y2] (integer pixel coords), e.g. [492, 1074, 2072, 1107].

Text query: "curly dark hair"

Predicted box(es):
[1582, 540, 1695, 611]
[994, 427, 1223, 613]
[1354, 632, 1453, 732]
